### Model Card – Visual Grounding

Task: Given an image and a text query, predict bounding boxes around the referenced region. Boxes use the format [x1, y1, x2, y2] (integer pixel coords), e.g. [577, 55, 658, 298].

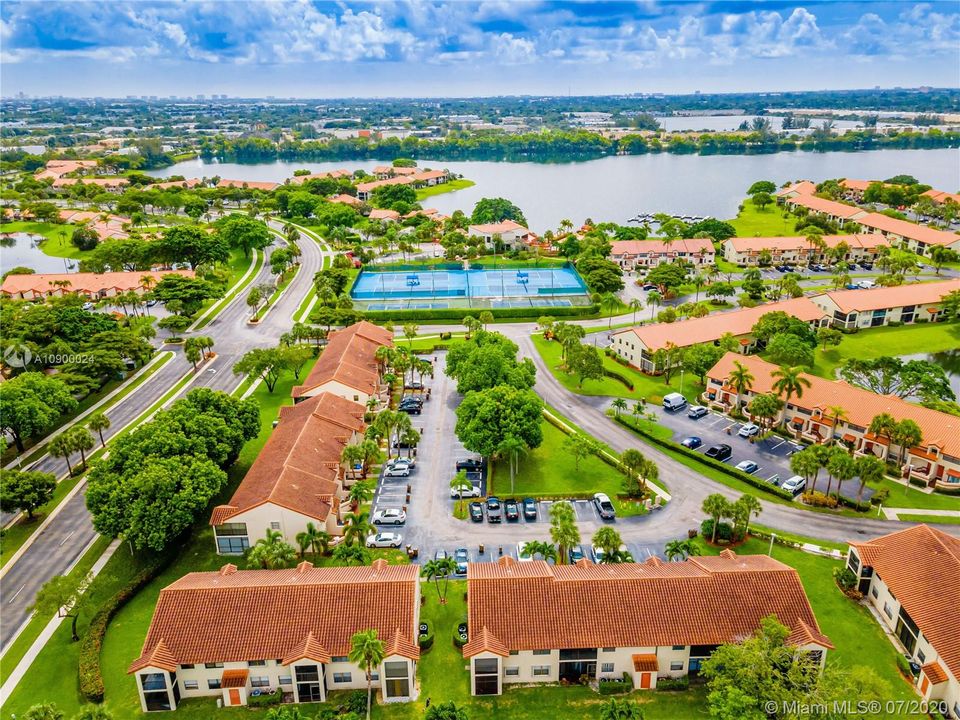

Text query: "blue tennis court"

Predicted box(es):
[351, 266, 589, 302]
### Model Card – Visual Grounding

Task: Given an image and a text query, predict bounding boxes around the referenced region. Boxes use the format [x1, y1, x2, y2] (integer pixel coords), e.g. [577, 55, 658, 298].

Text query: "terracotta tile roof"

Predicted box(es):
[921, 661, 949, 685]
[52, 177, 129, 188]
[34, 159, 98, 181]
[856, 213, 960, 248]
[922, 189, 960, 205]
[787, 619, 833, 650]
[707, 353, 960, 460]
[329, 194, 362, 206]
[462, 626, 510, 658]
[288, 170, 351, 184]
[785, 194, 867, 220]
[369, 209, 400, 221]
[468, 220, 529, 236]
[724, 234, 889, 254]
[357, 176, 416, 193]
[612, 297, 825, 352]
[610, 238, 715, 257]
[840, 179, 875, 193]
[292, 321, 393, 399]
[849, 525, 960, 681]
[813, 278, 960, 313]
[149, 178, 204, 190]
[282, 631, 331, 665]
[129, 562, 420, 672]
[216, 179, 280, 191]
[128, 638, 178, 673]
[775, 181, 817, 197]
[1, 270, 193, 298]
[464, 552, 830, 655]
[632, 654, 658, 672]
[221, 669, 249, 688]
[211, 392, 365, 525]
[385, 627, 421, 660]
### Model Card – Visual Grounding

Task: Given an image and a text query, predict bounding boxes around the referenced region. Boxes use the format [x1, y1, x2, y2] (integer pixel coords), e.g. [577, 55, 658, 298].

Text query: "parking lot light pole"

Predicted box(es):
[768, 532, 776, 556]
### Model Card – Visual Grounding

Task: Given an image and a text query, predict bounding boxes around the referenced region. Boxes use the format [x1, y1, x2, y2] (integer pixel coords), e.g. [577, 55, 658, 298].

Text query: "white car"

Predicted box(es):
[781, 475, 806, 495]
[387, 457, 415, 469]
[738, 423, 760, 437]
[372, 508, 406, 525]
[366, 532, 403, 548]
[384, 465, 411, 478]
[735, 460, 759, 474]
[450, 483, 481, 498]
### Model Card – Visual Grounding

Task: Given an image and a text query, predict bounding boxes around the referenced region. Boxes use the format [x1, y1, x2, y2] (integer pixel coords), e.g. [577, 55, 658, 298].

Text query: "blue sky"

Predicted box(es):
[1, 1, 958, 97]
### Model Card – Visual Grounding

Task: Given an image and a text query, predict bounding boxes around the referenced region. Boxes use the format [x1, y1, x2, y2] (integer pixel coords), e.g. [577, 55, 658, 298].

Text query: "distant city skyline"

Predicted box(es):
[1, 1, 958, 98]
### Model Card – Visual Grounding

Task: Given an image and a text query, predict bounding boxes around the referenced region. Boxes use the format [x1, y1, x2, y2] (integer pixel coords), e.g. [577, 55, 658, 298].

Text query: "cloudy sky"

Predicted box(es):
[1, 1, 958, 97]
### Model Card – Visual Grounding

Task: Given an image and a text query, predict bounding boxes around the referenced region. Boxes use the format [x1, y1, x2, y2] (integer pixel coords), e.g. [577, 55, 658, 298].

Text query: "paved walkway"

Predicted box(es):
[882, 507, 960, 520]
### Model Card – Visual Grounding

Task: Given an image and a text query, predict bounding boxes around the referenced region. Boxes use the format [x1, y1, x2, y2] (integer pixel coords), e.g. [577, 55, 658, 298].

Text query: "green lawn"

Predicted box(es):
[870, 477, 960, 511]
[532, 333, 706, 404]
[399, 333, 467, 353]
[1, 220, 94, 261]
[490, 418, 648, 517]
[415, 178, 475, 200]
[726, 203, 800, 237]
[191, 247, 259, 330]
[895, 513, 960, 524]
[694, 538, 917, 708]
[808, 321, 960, 380]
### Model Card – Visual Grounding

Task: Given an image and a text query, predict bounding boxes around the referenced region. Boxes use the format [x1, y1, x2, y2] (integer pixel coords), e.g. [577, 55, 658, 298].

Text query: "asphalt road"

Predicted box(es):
[0, 222, 330, 651]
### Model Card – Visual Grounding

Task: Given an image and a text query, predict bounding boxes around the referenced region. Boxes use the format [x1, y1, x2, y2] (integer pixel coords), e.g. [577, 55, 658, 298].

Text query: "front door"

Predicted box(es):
[228, 689, 241, 706]
[640, 673, 651, 689]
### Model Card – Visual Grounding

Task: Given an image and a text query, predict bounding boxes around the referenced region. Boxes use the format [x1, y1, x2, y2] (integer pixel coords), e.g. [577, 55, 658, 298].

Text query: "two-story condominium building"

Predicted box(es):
[467, 220, 537, 251]
[704, 353, 960, 488]
[1, 270, 193, 300]
[722, 234, 890, 267]
[210, 391, 366, 553]
[609, 238, 715, 271]
[779, 192, 868, 228]
[922, 189, 960, 206]
[462, 553, 831, 696]
[355, 170, 449, 201]
[287, 169, 351, 185]
[129, 560, 420, 712]
[811, 279, 960, 330]
[845, 525, 960, 718]
[215, 179, 281, 192]
[855, 213, 960, 255]
[59, 209, 130, 242]
[610, 297, 828, 373]
[292, 321, 393, 405]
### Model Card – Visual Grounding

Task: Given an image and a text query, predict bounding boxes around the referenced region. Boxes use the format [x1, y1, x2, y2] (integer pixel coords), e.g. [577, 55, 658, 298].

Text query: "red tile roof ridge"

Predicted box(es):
[462, 626, 510, 658]
[128, 638, 178, 673]
[385, 627, 421, 660]
[282, 631, 332, 665]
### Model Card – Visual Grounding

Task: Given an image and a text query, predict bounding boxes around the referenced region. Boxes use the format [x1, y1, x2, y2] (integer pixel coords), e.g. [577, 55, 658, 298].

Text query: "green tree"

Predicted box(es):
[664, 538, 699, 562]
[747, 393, 782, 432]
[0, 469, 56, 519]
[247, 528, 297, 569]
[523, 540, 557, 562]
[731, 494, 762, 536]
[701, 493, 730, 543]
[771, 366, 811, 430]
[71, 224, 100, 251]
[549, 500, 581, 564]
[682, 343, 724, 385]
[592, 526, 624, 563]
[600, 697, 644, 720]
[421, 556, 458, 604]
[217, 215, 272, 258]
[21, 704, 64, 720]
[425, 702, 469, 720]
[816, 327, 842, 351]
[48, 433, 76, 476]
[233, 347, 287, 392]
[619, 448, 647, 498]
[766, 333, 815, 368]
[611, 398, 628, 417]
[349, 628, 386, 720]
[567, 343, 604, 388]
[88, 412, 111, 448]
[347, 480, 374, 512]
[65, 426, 94, 470]
[295, 522, 330, 558]
[854, 454, 886, 505]
[342, 511, 375, 547]
[497, 434, 527, 494]
[29, 572, 93, 641]
[891, 418, 923, 467]
[0, 373, 79, 453]
[454, 385, 543, 459]
[450, 470, 471, 515]
[470, 197, 527, 226]
[790, 446, 824, 494]
[747, 180, 776, 195]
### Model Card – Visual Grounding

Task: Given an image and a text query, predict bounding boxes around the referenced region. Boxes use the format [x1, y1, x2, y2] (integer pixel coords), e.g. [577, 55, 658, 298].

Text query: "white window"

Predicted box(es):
[883, 602, 893, 618]
[250, 676, 270, 688]
[279, 676, 292, 686]
[270, 521, 280, 530]
[505, 667, 519, 676]
[333, 672, 352, 683]
[331, 656, 349, 663]
[871, 586, 879, 598]
[601, 663, 614, 673]
[532, 649, 551, 656]
[602, 647, 615, 653]
[917, 650, 926, 664]
[509, 650, 519, 656]
[532, 666, 550, 676]
[670, 661, 684, 671]
[183, 680, 198, 690]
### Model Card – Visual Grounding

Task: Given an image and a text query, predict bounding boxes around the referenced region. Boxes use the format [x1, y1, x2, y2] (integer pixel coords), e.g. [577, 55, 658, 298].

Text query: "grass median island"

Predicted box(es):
[532, 333, 705, 403]
[693, 537, 916, 708]
[191, 247, 262, 330]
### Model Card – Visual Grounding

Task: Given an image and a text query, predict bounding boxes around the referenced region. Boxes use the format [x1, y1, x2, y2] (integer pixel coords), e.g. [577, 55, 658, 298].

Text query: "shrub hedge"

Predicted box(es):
[248, 689, 283, 707]
[613, 415, 793, 500]
[656, 676, 690, 691]
[79, 551, 176, 702]
[363, 304, 599, 323]
[602, 368, 635, 391]
[418, 620, 434, 651]
[598, 679, 632, 695]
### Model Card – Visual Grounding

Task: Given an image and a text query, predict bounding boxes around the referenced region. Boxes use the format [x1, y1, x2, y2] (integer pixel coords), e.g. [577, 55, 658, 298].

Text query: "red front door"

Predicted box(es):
[640, 673, 651, 689]
[228, 689, 241, 706]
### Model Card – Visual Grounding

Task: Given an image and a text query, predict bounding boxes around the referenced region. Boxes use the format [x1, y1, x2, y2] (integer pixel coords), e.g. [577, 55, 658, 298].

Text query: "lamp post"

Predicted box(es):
[768, 532, 776, 556]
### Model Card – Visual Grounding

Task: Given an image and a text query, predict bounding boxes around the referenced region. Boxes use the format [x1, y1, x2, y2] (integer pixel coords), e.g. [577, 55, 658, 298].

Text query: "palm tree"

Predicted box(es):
[247, 529, 296, 569]
[727, 361, 754, 413]
[524, 540, 557, 562]
[611, 398, 628, 417]
[855, 455, 885, 504]
[790, 447, 822, 494]
[67, 427, 94, 470]
[825, 405, 848, 445]
[701, 493, 730, 543]
[771, 366, 811, 430]
[825, 447, 856, 499]
[421, 557, 458, 603]
[295, 522, 330, 557]
[342, 443, 366, 481]
[349, 629, 386, 720]
[342, 512, 375, 547]
[601, 292, 619, 329]
[735, 494, 762, 536]
[867, 412, 897, 461]
[348, 480, 374, 512]
[549, 501, 581, 564]
[497, 435, 526, 494]
[646, 290, 662, 319]
[49, 434, 75, 476]
[619, 448, 646, 497]
[592, 527, 624, 563]
[450, 471, 470, 516]
[664, 538, 699, 561]
[629, 298, 643, 326]
[88, 413, 111, 448]
[691, 273, 706, 302]
[891, 419, 923, 468]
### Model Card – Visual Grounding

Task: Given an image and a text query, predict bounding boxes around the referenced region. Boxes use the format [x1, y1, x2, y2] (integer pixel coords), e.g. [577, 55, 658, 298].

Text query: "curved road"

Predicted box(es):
[0, 222, 330, 650]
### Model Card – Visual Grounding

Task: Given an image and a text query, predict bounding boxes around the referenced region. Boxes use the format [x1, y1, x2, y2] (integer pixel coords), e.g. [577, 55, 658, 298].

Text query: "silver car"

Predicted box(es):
[366, 532, 403, 548]
[373, 508, 406, 525]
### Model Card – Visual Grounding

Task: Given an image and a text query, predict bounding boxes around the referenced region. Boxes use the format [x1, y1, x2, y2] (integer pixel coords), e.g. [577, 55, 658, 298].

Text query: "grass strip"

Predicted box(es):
[191, 248, 262, 331]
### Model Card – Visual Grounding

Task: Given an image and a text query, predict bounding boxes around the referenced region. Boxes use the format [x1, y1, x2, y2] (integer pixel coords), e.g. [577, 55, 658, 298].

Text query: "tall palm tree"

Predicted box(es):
[790, 447, 822, 494]
[341, 444, 366, 482]
[498, 435, 527, 494]
[67, 427, 94, 470]
[646, 290, 662, 319]
[348, 480, 374, 512]
[701, 493, 730, 543]
[592, 527, 624, 563]
[771, 366, 811, 430]
[691, 273, 706, 302]
[611, 398, 628, 417]
[891, 419, 923, 467]
[736, 494, 762, 535]
[867, 412, 897, 461]
[664, 538, 699, 562]
[629, 298, 643, 326]
[48, 434, 75, 476]
[601, 292, 619, 329]
[855, 455, 885, 504]
[295, 522, 330, 557]
[524, 540, 557, 562]
[826, 405, 848, 445]
[342, 512, 374, 547]
[88, 413, 111, 448]
[727, 361, 754, 413]
[549, 501, 581, 565]
[349, 629, 386, 720]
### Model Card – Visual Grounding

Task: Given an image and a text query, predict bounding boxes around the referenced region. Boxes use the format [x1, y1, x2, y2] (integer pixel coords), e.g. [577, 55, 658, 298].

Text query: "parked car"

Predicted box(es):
[82, 301, 95, 311]
[781, 475, 806, 495]
[450, 483, 481, 498]
[847, 263, 858, 270]
[404, 381, 424, 390]
[504, 499, 520, 522]
[680, 436, 702, 449]
[398, 404, 421, 415]
[434, 549, 448, 562]
[738, 423, 760, 437]
[486, 496, 502, 523]
[456, 458, 484, 472]
[384, 465, 411, 478]
[569, 546, 584, 563]
[387, 457, 415, 469]
[856, 280, 875, 289]
[468, 501, 484, 522]
[522, 497, 537, 520]
[399, 396, 423, 407]
[844, 283, 859, 290]
[454, 548, 469, 575]
[663, 392, 687, 411]
[735, 460, 759, 474]
[642, 283, 658, 291]
[687, 405, 709, 419]
[775, 264, 794, 273]
[704, 444, 732, 461]
[373, 508, 406, 525]
[366, 532, 402, 548]
[591, 544, 606, 563]
[593, 492, 616, 520]
[860, 261, 873, 270]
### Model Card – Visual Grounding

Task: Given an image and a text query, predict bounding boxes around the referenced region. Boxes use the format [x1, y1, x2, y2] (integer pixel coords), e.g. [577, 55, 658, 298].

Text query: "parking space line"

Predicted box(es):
[768, 439, 785, 450]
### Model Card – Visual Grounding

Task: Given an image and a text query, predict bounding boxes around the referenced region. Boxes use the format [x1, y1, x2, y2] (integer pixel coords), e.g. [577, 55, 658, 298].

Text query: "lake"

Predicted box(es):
[0, 233, 77, 274]
[900, 350, 960, 401]
[148, 148, 960, 232]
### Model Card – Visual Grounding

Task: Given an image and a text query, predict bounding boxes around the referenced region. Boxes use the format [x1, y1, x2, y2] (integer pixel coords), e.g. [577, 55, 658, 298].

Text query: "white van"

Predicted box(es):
[662, 393, 687, 411]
